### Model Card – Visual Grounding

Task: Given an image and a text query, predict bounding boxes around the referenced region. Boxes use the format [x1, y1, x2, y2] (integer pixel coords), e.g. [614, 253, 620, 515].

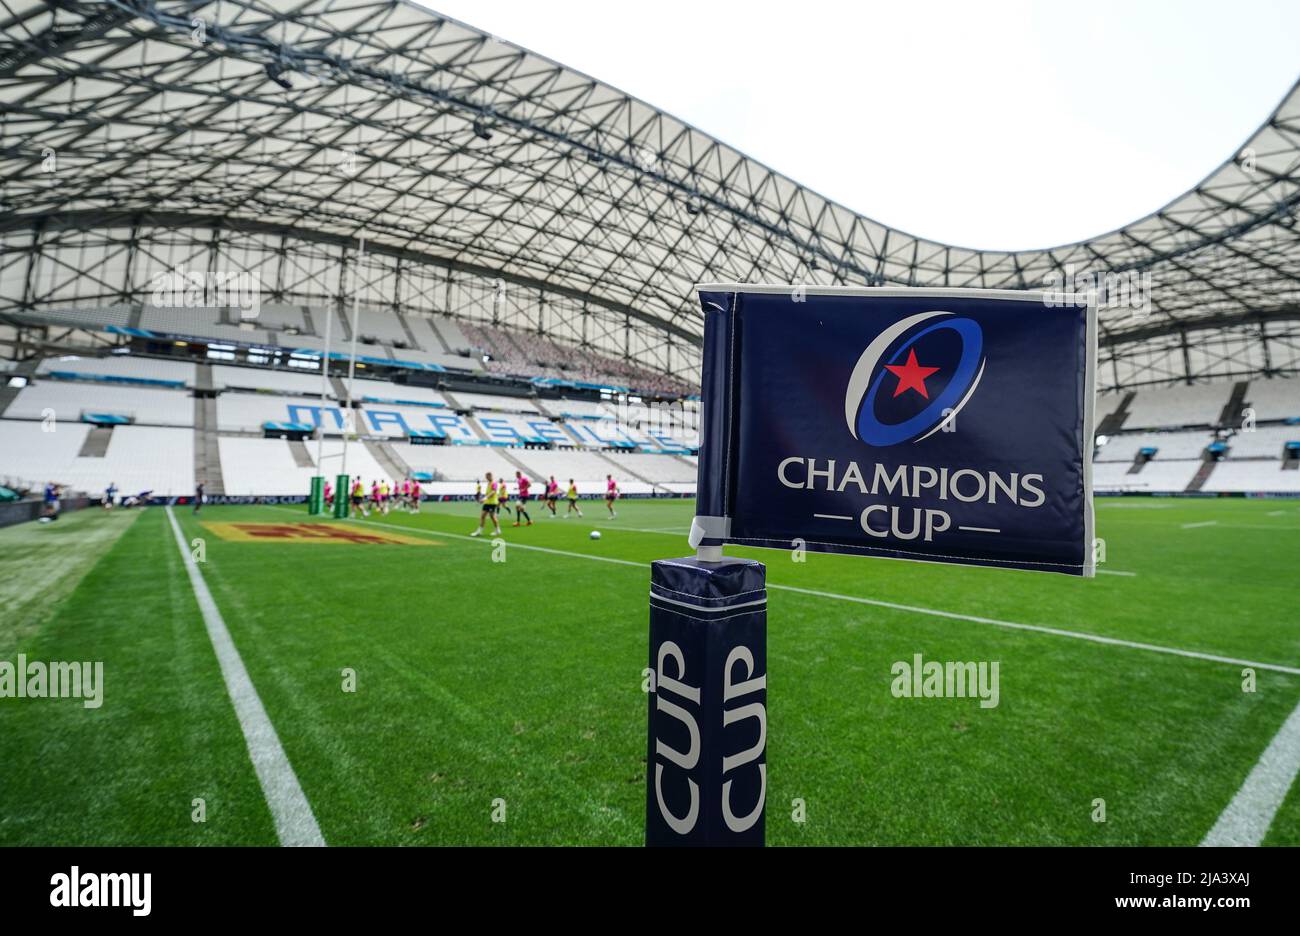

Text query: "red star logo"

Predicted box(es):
[884, 348, 940, 399]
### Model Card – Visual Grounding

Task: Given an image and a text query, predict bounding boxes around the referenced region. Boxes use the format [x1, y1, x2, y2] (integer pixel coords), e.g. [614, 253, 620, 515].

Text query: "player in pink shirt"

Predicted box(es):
[605, 474, 619, 518]
[544, 476, 559, 516]
[512, 471, 534, 527]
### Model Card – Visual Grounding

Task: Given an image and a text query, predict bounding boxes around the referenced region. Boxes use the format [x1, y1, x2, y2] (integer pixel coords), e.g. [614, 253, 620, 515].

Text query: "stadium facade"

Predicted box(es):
[0, 0, 1297, 500]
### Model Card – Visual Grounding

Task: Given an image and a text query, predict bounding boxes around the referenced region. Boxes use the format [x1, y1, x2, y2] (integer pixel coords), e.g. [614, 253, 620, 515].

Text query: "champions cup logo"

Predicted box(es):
[844, 310, 985, 447]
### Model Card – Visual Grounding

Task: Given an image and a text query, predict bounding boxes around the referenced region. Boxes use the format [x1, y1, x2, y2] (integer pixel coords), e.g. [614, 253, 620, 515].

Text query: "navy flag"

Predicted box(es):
[690, 286, 1097, 577]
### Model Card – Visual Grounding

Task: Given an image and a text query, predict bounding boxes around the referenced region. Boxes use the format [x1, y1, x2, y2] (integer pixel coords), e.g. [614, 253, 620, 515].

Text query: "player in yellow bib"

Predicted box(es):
[565, 479, 583, 517]
[471, 472, 502, 537]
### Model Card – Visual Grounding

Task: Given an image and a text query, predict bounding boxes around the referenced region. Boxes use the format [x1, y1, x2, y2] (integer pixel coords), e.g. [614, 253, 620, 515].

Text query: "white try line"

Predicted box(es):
[269, 507, 1296, 677]
[1201, 695, 1300, 847]
[1181, 520, 1219, 529]
[166, 508, 325, 847]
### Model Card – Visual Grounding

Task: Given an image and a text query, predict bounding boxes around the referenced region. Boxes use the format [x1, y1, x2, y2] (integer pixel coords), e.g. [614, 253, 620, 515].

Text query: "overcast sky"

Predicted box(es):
[418, 0, 1300, 251]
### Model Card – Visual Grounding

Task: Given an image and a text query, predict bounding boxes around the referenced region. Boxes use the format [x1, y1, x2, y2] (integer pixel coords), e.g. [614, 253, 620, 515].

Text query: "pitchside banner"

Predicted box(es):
[689, 286, 1097, 577]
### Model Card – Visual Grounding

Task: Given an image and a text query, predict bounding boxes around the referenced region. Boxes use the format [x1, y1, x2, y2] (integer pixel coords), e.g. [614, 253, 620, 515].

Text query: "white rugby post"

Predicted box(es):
[308, 254, 337, 514]
[340, 234, 365, 480]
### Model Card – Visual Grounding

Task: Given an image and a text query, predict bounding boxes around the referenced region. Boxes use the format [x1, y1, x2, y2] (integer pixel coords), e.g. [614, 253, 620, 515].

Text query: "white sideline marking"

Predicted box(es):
[269, 507, 1300, 677]
[1097, 569, 1137, 577]
[1181, 520, 1218, 529]
[1201, 696, 1300, 847]
[166, 508, 325, 847]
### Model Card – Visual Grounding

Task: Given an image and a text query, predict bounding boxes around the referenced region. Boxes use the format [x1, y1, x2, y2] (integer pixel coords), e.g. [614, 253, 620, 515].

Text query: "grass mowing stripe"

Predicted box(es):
[274, 507, 1300, 678]
[165, 507, 325, 847]
[0, 508, 141, 657]
[1202, 696, 1300, 846]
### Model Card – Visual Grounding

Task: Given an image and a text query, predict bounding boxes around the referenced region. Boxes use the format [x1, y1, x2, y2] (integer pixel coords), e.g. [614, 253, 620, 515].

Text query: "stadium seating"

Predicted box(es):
[0, 418, 89, 489]
[602, 452, 696, 483]
[0, 419, 193, 496]
[1223, 425, 1299, 458]
[1243, 378, 1300, 421]
[138, 306, 275, 345]
[358, 382, 449, 407]
[361, 404, 476, 439]
[1095, 430, 1213, 462]
[389, 441, 522, 483]
[37, 354, 196, 386]
[1095, 391, 1126, 424]
[471, 412, 567, 446]
[5, 350, 1294, 498]
[211, 365, 326, 395]
[459, 319, 694, 394]
[13, 294, 691, 394]
[1127, 459, 1204, 493]
[251, 303, 309, 332]
[448, 391, 540, 412]
[7, 379, 194, 426]
[550, 397, 615, 419]
[1090, 461, 1139, 491]
[1123, 383, 1235, 429]
[216, 393, 333, 433]
[1205, 460, 1299, 493]
[351, 305, 411, 346]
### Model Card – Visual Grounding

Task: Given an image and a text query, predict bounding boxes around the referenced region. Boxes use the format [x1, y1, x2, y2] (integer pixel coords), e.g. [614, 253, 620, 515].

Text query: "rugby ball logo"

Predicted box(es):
[844, 310, 986, 447]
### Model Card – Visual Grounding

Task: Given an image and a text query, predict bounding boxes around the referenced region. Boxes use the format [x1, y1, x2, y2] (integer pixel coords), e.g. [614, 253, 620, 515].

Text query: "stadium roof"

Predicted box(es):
[1, 0, 1298, 386]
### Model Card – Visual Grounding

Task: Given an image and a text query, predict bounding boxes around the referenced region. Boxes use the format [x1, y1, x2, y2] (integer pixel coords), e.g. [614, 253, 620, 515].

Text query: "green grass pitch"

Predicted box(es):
[1, 495, 1298, 845]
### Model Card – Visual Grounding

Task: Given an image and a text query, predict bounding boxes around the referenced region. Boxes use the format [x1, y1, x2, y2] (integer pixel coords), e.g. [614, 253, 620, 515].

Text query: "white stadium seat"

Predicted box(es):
[1207, 460, 1299, 493]
[211, 365, 327, 395]
[447, 391, 539, 413]
[7, 380, 193, 426]
[1095, 430, 1213, 462]
[37, 354, 196, 385]
[217, 437, 390, 496]
[1243, 378, 1300, 422]
[0, 419, 193, 496]
[1123, 383, 1234, 429]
